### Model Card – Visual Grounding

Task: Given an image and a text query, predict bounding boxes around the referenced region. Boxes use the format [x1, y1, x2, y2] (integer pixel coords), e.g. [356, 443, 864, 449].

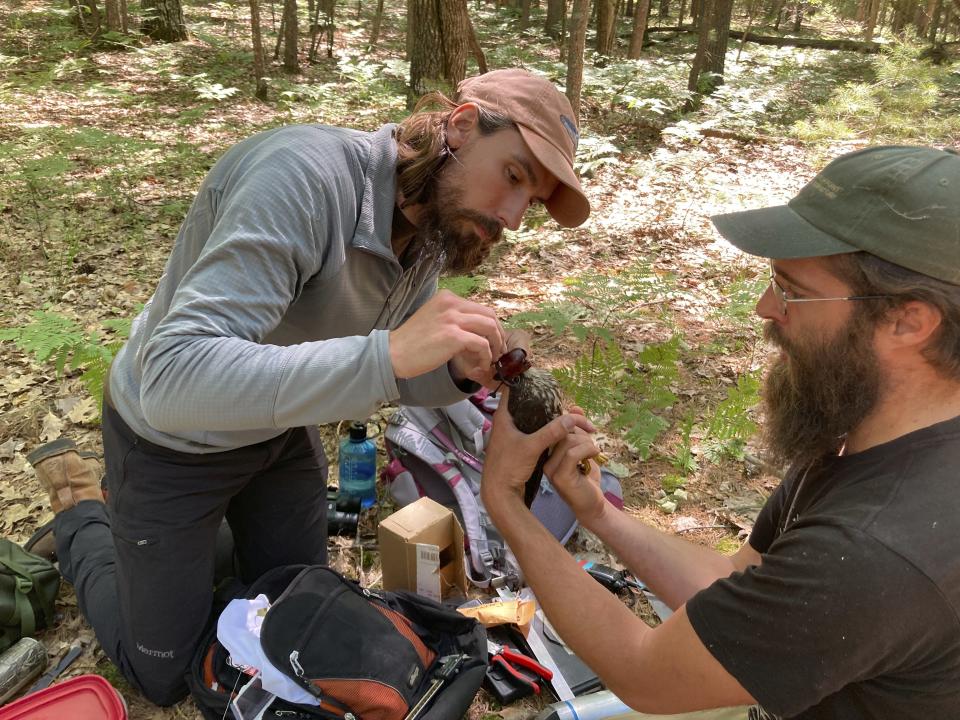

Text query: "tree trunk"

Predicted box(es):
[927, 0, 943, 38]
[466, 15, 488, 71]
[250, 0, 268, 98]
[565, 0, 589, 117]
[678, 0, 687, 23]
[369, 0, 385, 46]
[889, 0, 906, 32]
[407, 0, 471, 99]
[627, 0, 651, 56]
[105, 0, 120, 30]
[439, 0, 469, 84]
[595, 0, 618, 55]
[72, 0, 102, 34]
[314, 0, 335, 58]
[767, 0, 785, 25]
[792, 0, 804, 30]
[658, 0, 669, 20]
[545, 0, 564, 37]
[282, 0, 299, 71]
[687, 0, 714, 101]
[878, 0, 889, 33]
[686, 0, 732, 103]
[735, 0, 757, 60]
[141, 0, 187, 40]
[408, 0, 445, 98]
[119, 0, 128, 31]
[863, 0, 880, 39]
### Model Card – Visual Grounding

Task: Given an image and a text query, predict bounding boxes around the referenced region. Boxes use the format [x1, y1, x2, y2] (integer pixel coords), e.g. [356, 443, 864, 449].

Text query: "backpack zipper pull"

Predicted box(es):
[362, 587, 383, 600]
[289, 650, 305, 678]
[291, 650, 331, 704]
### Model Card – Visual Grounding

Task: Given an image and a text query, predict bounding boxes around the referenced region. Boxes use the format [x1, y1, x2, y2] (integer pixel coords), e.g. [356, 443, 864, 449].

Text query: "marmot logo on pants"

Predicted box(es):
[137, 643, 174, 659]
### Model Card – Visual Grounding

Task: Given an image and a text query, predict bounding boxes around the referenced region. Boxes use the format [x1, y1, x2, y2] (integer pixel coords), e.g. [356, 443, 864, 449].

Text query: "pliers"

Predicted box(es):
[487, 639, 553, 695]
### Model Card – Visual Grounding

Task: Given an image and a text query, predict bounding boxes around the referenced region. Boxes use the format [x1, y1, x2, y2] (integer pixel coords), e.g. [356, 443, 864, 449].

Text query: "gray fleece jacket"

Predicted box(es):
[109, 123, 468, 453]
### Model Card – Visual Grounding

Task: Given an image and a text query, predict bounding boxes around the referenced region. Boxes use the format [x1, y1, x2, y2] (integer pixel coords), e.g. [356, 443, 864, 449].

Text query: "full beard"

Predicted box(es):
[762, 311, 884, 470]
[404, 171, 503, 274]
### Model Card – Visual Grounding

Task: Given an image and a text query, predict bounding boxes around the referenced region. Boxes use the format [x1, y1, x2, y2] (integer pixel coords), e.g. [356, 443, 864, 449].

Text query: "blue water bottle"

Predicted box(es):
[338, 421, 377, 509]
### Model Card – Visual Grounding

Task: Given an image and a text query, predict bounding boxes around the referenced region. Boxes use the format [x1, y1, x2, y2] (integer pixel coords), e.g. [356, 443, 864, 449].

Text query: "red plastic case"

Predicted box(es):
[0, 674, 127, 719]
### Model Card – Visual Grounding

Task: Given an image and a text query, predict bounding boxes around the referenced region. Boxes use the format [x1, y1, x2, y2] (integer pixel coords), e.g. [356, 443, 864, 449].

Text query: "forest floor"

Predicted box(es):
[0, 0, 957, 717]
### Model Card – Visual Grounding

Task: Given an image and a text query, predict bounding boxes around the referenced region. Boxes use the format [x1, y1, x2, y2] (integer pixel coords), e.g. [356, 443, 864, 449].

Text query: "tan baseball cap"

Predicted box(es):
[456, 69, 590, 228]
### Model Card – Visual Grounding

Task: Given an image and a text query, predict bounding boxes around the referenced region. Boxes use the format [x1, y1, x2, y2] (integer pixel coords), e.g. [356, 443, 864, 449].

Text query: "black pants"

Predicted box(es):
[55, 402, 328, 706]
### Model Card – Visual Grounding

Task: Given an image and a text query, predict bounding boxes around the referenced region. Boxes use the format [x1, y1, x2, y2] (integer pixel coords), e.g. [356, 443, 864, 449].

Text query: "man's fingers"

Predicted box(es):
[545, 434, 600, 478]
[441, 295, 506, 359]
[531, 413, 595, 450]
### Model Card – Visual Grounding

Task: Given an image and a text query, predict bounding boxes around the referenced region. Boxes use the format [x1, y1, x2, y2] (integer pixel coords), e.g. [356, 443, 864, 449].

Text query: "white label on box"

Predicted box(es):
[415, 543, 441, 601]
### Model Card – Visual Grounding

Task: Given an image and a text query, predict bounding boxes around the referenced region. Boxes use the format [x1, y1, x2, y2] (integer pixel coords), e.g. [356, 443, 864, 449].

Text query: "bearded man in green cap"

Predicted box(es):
[482, 145, 960, 719]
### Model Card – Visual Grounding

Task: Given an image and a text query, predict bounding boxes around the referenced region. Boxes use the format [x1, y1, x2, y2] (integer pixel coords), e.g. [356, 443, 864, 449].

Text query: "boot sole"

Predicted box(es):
[24, 520, 57, 563]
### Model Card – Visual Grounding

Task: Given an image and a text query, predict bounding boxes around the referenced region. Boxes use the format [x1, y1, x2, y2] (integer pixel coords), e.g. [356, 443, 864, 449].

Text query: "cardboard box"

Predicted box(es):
[379, 497, 468, 601]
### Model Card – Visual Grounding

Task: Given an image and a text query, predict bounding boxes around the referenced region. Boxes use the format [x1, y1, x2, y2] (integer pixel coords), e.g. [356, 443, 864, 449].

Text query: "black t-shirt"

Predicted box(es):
[687, 416, 960, 719]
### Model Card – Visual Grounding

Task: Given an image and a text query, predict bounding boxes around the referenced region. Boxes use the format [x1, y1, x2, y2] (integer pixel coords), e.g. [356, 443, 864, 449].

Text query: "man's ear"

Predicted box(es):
[446, 103, 480, 151]
[885, 300, 943, 350]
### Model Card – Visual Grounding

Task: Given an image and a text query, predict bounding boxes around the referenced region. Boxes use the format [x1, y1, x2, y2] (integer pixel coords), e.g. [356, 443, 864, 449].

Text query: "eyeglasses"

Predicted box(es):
[768, 262, 891, 317]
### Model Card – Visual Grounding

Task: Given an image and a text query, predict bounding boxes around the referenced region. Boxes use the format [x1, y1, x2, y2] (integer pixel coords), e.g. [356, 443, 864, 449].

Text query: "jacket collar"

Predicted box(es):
[351, 123, 400, 262]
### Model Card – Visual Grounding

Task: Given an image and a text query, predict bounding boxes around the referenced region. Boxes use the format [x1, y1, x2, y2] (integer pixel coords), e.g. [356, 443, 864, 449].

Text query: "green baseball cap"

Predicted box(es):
[712, 146, 960, 284]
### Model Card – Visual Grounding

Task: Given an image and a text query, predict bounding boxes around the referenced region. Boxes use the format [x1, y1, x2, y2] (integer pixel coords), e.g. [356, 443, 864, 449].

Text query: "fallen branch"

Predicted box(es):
[735, 31, 882, 52]
[698, 127, 787, 144]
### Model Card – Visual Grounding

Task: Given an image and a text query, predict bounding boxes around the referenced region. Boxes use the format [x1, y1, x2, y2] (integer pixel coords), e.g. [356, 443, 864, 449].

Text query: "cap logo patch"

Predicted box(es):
[560, 114, 579, 152]
[808, 176, 840, 199]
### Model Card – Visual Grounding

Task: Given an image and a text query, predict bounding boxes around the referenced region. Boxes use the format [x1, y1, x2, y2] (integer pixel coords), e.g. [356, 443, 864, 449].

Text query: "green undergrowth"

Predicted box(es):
[502, 259, 763, 513]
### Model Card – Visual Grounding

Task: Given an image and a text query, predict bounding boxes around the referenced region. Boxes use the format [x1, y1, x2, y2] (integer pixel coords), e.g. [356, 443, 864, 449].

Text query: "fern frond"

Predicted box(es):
[612, 403, 670, 459]
[510, 304, 584, 335]
[702, 371, 761, 461]
[554, 340, 627, 417]
[0, 311, 134, 421]
[0, 311, 86, 362]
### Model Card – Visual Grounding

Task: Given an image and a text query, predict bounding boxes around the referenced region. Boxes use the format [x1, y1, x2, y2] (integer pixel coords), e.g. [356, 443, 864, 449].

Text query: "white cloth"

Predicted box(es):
[217, 595, 320, 706]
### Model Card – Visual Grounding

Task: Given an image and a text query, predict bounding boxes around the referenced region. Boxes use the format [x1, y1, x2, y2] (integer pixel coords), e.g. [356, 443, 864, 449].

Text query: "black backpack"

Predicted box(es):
[188, 565, 487, 720]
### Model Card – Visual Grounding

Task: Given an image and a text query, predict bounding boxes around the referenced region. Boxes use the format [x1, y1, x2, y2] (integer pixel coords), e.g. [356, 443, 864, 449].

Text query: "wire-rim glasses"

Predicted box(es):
[768, 261, 891, 317]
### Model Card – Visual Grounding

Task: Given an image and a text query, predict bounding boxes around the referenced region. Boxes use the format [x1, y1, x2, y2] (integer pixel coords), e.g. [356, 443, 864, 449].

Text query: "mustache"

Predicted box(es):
[458, 210, 502, 242]
[763, 320, 785, 349]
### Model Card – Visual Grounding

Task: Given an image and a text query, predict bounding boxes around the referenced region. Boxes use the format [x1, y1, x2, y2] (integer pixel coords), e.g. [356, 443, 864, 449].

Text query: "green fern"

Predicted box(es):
[0, 311, 86, 363]
[438, 275, 487, 298]
[669, 411, 698, 476]
[702, 370, 761, 462]
[607, 336, 681, 459]
[510, 303, 585, 337]
[632, 336, 682, 408]
[554, 339, 628, 417]
[510, 263, 674, 345]
[554, 335, 681, 459]
[0, 310, 132, 419]
[613, 403, 671, 460]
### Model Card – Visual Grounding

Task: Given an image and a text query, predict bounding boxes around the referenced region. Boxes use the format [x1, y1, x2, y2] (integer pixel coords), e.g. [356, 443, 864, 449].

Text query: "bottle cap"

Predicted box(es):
[348, 421, 367, 441]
